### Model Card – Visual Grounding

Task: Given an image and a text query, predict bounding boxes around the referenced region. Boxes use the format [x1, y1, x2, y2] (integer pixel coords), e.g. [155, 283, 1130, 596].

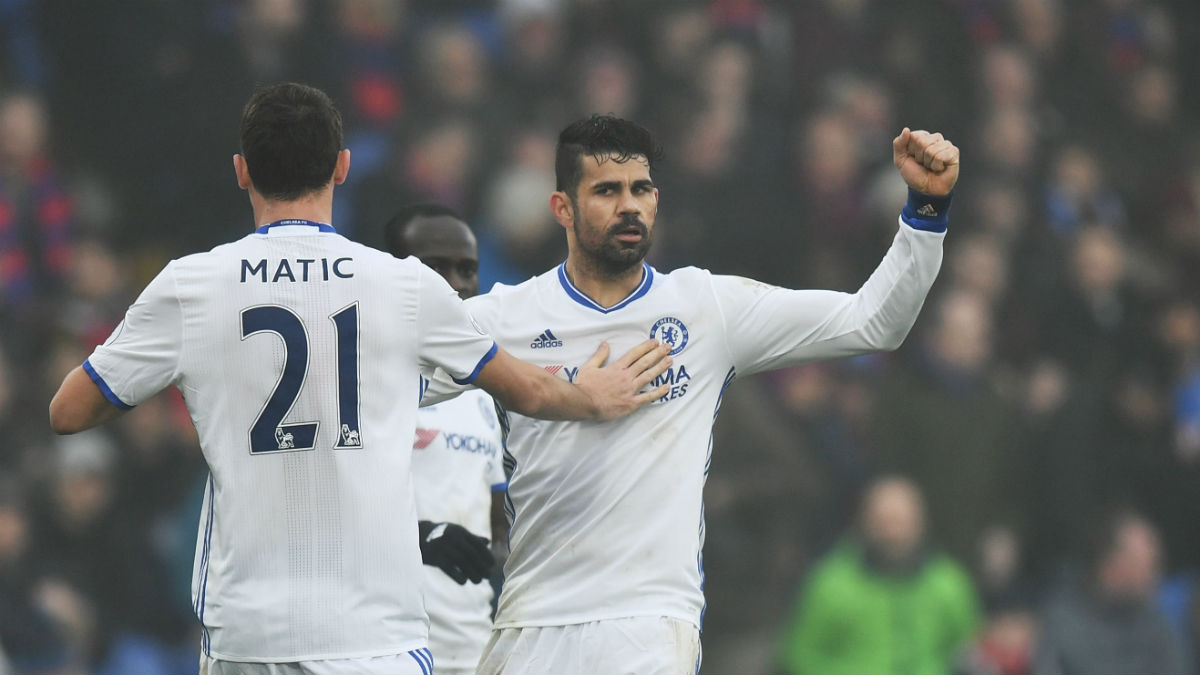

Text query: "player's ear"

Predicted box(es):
[550, 191, 574, 230]
[234, 154, 252, 190]
[332, 149, 351, 185]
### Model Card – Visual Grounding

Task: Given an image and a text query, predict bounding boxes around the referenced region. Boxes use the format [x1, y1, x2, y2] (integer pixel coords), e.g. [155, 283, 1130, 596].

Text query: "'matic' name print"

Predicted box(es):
[241, 257, 354, 283]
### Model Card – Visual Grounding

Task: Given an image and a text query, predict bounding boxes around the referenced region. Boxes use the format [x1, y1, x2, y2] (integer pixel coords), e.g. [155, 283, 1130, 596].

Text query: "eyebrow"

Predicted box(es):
[591, 179, 656, 192]
[591, 181, 622, 193]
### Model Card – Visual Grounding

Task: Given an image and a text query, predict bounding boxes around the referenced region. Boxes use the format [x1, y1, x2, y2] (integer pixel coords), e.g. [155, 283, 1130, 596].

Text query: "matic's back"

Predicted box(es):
[86, 221, 497, 660]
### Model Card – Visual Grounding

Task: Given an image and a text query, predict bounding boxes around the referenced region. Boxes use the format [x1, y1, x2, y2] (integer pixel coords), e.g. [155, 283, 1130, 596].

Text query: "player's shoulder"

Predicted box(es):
[327, 235, 414, 267]
[667, 266, 787, 299]
[464, 266, 555, 310]
[162, 244, 232, 276]
[641, 265, 724, 303]
[651, 265, 713, 285]
[487, 266, 559, 297]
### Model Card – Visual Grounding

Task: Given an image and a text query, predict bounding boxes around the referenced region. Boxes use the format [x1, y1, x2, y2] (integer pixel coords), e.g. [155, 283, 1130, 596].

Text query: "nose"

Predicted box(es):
[618, 186, 641, 215]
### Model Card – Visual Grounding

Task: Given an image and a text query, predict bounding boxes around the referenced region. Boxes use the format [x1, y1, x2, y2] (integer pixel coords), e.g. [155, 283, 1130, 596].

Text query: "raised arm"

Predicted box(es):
[721, 128, 958, 375]
[473, 340, 671, 421]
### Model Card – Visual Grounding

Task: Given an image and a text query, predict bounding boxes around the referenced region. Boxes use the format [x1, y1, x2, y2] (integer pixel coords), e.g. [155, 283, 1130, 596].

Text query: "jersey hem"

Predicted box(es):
[204, 640, 429, 664]
[452, 342, 498, 385]
[82, 359, 135, 409]
[493, 609, 701, 632]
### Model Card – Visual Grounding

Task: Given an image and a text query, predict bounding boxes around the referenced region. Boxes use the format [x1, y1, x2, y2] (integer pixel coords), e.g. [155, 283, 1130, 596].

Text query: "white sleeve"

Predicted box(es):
[716, 222, 944, 375]
[84, 262, 184, 408]
[418, 367, 471, 407]
[415, 267, 498, 384]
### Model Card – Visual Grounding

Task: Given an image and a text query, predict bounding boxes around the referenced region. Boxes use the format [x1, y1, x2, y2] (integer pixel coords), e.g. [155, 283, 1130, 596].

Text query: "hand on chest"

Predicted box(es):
[512, 311, 702, 405]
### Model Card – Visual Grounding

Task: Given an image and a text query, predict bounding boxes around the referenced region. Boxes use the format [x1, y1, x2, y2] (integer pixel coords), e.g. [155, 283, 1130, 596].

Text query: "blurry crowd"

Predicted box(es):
[0, 0, 1197, 673]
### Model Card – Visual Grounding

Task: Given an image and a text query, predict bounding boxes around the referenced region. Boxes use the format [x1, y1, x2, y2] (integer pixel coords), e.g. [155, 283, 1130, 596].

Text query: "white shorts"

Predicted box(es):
[477, 617, 701, 675]
[199, 648, 434, 675]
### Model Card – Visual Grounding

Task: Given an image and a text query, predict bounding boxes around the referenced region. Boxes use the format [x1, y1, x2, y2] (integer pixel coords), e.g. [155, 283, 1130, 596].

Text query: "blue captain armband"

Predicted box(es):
[900, 188, 952, 233]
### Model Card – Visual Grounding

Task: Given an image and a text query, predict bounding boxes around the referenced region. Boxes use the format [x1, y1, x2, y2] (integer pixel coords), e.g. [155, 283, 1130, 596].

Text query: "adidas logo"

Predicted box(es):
[530, 329, 563, 349]
[916, 203, 939, 217]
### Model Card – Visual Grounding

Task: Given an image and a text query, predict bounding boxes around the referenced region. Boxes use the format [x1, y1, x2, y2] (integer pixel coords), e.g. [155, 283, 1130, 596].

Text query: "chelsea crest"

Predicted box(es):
[650, 317, 689, 356]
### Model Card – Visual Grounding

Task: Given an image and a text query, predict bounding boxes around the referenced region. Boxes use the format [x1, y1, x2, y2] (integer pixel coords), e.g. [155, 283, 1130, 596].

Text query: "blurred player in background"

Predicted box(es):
[424, 114, 958, 674]
[47, 83, 672, 675]
[385, 203, 508, 675]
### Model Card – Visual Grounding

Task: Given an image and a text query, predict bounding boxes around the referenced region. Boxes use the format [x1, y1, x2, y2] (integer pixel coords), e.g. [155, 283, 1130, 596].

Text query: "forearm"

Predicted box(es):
[474, 349, 600, 421]
[735, 219, 944, 374]
[503, 367, 599, 421]
[473, 340, 668, 421]
[847, 212, 945, 350]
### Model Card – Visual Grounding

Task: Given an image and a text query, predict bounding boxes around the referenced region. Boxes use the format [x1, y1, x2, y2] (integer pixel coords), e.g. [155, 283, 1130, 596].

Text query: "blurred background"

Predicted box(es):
[0, 0, 1198, 673]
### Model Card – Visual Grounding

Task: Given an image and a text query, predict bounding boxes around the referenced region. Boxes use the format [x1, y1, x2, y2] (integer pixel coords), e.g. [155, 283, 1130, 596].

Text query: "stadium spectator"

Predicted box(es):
[1032, 510, 1192, 674]
[0, 478, 73, 674]
[871, 288, 1024, 566]
[955, 593, 1038, 675]
[778, 476, 980, 675]
[0, 91, 73, 317]
[353, 117, 482, 250]
[479, 125, 563, 279]
[26, 429, 189, 672]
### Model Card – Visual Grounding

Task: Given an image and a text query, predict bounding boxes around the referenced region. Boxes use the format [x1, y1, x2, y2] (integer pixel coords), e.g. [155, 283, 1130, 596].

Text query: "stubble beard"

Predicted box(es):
[576, 211, 653, 279]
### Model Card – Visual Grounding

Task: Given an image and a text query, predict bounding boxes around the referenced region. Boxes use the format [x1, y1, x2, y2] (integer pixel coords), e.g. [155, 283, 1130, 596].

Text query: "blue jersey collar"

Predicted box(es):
[255, 219, 337, 234]
[557, 262, 654, 313]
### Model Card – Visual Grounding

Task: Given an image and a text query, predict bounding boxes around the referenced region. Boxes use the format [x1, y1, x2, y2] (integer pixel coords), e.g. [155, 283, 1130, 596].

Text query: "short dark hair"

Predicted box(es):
[240, 83, 344, 201]
[555, 114, 664, 200]
[384, 203, 464, 258]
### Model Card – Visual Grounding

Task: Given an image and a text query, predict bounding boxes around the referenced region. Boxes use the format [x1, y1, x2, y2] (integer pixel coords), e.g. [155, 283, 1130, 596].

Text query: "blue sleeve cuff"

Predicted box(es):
[491, 482, 508, 492]
[452, 342, 499, 385]
[82, 359, 135, 410]
[900, 188, 952, 233]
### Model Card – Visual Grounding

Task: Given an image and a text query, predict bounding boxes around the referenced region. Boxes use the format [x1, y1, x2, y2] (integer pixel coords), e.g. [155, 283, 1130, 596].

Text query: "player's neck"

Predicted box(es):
[563, 254, 646, 309]
[250, 191, 334, 229]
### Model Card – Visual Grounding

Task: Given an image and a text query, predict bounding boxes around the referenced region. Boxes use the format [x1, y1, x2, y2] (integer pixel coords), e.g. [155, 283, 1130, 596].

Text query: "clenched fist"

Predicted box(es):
[893, 128, 960, 196]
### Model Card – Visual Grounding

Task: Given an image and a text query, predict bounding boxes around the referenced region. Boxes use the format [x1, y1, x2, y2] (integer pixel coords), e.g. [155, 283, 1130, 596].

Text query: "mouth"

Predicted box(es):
[610, 221, 647, 243]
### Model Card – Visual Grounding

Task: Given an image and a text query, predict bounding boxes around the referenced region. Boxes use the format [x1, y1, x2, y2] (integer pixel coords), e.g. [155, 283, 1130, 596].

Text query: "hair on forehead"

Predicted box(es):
[555, 114, 664, 197]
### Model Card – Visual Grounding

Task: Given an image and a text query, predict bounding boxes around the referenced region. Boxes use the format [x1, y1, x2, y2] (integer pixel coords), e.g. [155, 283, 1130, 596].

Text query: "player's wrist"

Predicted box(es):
[569, 375, 606, 421]
[586, 387, 607, 420]
[901, 188, 952, 233]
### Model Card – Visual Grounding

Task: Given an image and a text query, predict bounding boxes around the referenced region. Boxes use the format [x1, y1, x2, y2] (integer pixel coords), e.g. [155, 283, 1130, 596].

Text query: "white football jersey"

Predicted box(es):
[427, 221, 943, 629]
[82, 221, 498, 662]
[410, 389, 505, 670]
